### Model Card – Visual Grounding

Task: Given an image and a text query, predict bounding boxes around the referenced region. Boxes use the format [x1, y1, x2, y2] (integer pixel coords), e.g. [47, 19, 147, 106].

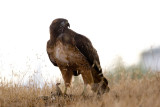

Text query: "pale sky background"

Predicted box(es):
[0, 0, 160, 85]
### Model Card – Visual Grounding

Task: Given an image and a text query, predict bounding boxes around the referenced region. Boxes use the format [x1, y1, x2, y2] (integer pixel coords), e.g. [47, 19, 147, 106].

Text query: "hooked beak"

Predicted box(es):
[61, 20, 70, 28]
[67, 23, 70, 28]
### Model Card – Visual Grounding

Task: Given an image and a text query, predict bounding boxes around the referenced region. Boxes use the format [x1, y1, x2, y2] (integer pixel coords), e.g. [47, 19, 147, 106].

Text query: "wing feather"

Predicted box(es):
[74, 34, 102, 73]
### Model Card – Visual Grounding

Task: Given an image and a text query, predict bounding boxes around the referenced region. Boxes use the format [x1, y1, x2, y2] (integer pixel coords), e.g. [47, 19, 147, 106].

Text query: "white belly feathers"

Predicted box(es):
[55, 43, 68, 63]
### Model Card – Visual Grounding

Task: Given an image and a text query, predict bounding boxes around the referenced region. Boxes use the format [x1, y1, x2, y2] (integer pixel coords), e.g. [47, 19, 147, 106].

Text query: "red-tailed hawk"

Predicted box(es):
[47, 18, 109, 95]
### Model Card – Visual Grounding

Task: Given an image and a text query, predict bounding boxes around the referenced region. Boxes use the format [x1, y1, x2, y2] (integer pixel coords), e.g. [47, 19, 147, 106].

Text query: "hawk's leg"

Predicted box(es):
[81, 69, 94, 95]
[60, 68, 73, 95]
[81, 84, 87, 95]
[64, 83, 70, 95]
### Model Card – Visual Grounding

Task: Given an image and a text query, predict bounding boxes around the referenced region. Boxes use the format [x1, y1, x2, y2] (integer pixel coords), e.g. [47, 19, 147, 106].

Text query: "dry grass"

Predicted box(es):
[0, 67, 160, 107]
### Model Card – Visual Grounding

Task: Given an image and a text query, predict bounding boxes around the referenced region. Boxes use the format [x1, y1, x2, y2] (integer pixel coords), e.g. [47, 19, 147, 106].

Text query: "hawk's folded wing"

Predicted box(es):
[74, 34, 102, 73]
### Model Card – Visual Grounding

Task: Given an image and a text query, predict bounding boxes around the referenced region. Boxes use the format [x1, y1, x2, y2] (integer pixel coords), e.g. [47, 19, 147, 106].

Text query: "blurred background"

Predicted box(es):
[0, 0, 160, 87]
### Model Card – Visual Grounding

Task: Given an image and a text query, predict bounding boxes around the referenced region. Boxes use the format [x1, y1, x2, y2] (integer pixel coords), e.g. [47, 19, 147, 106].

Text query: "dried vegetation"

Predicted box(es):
[0, 62, 160, 107]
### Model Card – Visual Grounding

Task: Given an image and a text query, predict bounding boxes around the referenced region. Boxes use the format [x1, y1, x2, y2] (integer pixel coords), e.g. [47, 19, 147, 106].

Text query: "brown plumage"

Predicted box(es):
[47, 18, 109, 95]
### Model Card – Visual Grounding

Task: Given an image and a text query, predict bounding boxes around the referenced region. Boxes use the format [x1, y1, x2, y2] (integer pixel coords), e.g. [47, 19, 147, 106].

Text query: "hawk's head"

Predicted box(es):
[50, 18, 70, 36]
